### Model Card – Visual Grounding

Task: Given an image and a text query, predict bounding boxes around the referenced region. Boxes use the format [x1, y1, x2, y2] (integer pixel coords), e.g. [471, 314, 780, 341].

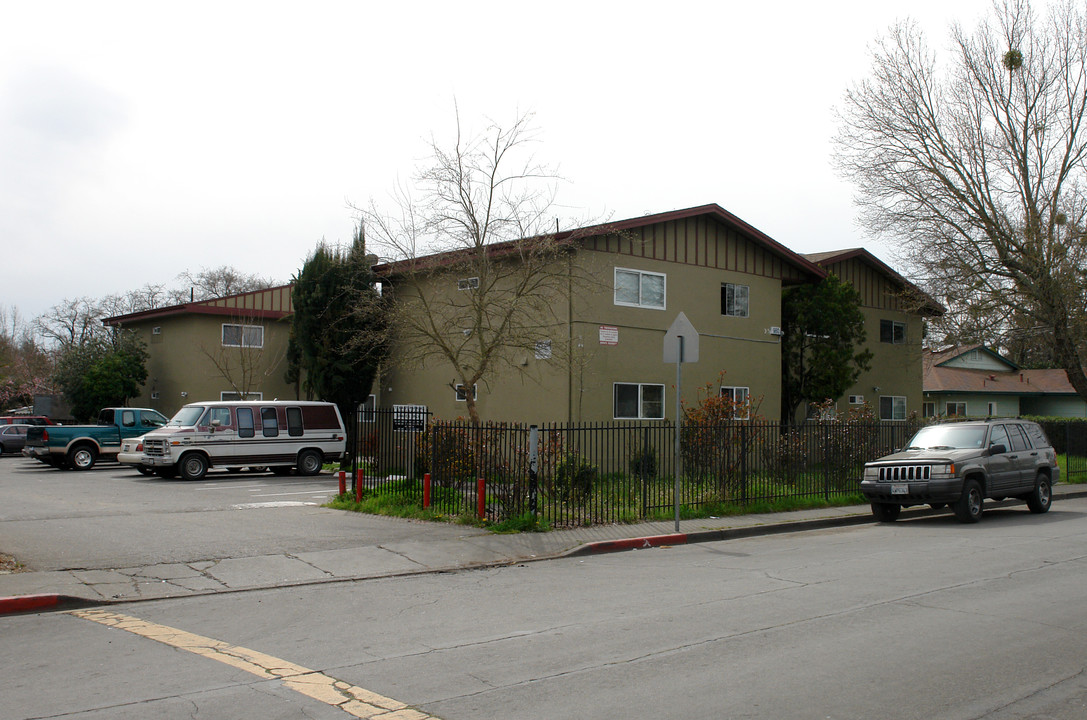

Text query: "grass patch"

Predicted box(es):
[325, 485, 867, 533]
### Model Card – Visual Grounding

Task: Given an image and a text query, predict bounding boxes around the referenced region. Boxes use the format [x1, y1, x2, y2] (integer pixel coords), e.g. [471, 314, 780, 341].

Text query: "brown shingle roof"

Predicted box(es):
[923, 350, 1079, 395]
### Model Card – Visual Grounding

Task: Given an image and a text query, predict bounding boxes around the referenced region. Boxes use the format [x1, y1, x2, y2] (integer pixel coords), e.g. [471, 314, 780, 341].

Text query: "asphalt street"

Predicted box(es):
[4, 497, 1087, 719]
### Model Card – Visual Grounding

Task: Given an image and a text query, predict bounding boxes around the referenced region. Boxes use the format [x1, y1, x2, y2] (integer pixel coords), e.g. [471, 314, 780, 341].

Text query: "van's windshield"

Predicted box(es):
[167, 406, 206, 427]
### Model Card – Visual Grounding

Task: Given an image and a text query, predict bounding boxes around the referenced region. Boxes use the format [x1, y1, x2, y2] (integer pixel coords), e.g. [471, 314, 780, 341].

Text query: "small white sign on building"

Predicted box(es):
[599, 325, 619, 345]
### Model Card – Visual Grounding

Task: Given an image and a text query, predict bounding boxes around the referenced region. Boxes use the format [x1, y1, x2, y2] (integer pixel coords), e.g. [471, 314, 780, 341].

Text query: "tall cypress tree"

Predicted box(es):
[290, 224, 388, 476]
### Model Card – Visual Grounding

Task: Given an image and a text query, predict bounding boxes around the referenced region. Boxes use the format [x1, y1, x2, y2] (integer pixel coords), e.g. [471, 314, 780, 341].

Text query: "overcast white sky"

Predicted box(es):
[1, 0, 1001, 322]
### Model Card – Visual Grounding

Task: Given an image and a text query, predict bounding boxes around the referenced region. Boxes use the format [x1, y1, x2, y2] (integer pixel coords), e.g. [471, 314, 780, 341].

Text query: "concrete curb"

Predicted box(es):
[0, 593, 92, 616]
[564, 488, 1087, 558]
[563, 513, 877, 557]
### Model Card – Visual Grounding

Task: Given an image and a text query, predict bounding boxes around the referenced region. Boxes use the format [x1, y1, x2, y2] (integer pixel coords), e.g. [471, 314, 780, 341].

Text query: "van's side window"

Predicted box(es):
[261, 407, 279, 437]
[237, 408, 255, 438]
[209, 407, 232, 427]
[286, 407, 304, 437]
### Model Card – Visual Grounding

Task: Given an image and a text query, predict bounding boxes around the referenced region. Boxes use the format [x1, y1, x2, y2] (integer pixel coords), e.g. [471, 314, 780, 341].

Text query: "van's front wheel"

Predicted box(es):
[179, 453, 209, 481]
[297, 449, 323, 476]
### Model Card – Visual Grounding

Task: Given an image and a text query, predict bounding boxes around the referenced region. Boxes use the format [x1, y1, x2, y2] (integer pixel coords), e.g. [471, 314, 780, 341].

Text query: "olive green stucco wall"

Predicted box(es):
[379, 216, 807, 424]
[122, 313, 298, 418]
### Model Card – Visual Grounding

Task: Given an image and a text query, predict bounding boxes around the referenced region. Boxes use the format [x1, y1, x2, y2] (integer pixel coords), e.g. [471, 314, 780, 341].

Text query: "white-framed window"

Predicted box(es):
[922, 401, 935, 418]
[220, 391, 263, 401]
[613, 382, 665, 419]
[947, 401, 966, 417]
[222, 324, 264, 348]
[455, 384, 477, 401]
[534, 339, 552, 360]
[152, 326, 162, 335]
[151, 391, 160, 400]
[721, 283, 750, 318]
[457, 277, 480, 291]
[848, 395, 865, 404]
[614, 268, 666, 309]
[720, 386, 751, 419]
[880, 396, 907, 420]
[360, 394, 377, 422]
[880, 319, 906, 344]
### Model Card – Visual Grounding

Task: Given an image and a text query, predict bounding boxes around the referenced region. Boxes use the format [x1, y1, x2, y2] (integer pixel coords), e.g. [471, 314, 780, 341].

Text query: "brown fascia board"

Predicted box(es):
[102, 284, 294, 326]
[373, 203, 828, 282]
[806, 247, 946, 316]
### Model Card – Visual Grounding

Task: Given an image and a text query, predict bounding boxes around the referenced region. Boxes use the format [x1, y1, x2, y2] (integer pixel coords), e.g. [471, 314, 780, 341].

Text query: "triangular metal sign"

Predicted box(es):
[663, 312, 699, 363]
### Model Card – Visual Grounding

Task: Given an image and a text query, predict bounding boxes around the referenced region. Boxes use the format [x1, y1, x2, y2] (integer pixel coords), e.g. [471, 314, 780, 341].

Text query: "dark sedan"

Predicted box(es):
[0, 424, 31, 454]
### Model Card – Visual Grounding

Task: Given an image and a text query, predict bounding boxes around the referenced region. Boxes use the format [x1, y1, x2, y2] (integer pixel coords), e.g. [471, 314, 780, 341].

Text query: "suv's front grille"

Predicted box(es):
[144, 438, 168, 457]
[877, 465, 931, 482]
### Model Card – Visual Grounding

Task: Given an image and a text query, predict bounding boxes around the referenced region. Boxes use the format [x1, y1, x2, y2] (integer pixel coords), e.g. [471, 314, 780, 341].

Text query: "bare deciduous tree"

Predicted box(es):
[836, 0, 1087, 396]
[353, 109, 592, 423]
[175, 266, 275, 302]
[196, 314, 289, 402]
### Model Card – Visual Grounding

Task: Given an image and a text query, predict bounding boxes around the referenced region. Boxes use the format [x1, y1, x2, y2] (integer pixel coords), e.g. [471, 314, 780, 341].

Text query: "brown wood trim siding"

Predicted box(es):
[579, 218, 812, 281]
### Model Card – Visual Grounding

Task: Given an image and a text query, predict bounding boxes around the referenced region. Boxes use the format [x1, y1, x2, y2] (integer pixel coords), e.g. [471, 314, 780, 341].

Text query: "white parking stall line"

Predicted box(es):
[252, 489, 337, 497]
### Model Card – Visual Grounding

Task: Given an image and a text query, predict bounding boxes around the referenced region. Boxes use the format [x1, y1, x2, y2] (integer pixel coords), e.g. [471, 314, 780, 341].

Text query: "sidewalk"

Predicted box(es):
[4, 484, 1085, 614]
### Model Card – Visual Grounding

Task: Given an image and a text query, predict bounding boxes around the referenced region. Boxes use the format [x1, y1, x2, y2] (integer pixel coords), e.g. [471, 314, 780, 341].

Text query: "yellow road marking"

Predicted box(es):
[69, 608, 438, 720]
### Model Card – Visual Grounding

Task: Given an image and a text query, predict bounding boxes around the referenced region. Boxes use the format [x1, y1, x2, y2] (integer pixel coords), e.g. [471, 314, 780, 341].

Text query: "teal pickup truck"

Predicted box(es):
[23, 407, 169, 470]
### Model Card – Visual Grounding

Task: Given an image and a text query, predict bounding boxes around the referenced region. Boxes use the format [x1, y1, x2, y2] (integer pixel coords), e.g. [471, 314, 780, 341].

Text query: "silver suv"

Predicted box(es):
[861, 419, 1059, 523]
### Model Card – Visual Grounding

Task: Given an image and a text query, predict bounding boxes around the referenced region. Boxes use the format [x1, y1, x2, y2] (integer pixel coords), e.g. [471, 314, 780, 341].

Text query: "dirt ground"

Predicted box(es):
[0, 552, 25, 574]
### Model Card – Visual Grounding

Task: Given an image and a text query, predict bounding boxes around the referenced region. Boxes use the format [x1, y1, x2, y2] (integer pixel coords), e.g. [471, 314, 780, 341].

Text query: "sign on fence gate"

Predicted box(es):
[392, 404, 428, 432]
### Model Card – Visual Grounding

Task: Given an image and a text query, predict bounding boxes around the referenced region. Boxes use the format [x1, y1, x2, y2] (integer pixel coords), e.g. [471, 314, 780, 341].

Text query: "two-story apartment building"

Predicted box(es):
[374, 206, 937, 423]
[804, 249, 945, 422]
[101, 206, 937, 425]
[103, 286, 299, 417]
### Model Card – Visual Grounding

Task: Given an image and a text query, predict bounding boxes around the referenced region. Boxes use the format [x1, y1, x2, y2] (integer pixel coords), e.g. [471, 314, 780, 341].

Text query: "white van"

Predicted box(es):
[119, 400, 346, 480]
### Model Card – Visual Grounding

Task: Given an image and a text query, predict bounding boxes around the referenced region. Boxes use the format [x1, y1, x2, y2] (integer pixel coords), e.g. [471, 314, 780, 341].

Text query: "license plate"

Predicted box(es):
[891, 484, 909, 495]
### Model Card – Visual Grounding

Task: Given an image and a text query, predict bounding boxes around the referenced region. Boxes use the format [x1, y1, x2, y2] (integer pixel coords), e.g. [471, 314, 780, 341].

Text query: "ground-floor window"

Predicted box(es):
[720, 386, 750, 419]
[879, 395, 907, 420]
[614, 383, 665, 420]
[946, 401, 966, 417]
[922, 401, 935, 418]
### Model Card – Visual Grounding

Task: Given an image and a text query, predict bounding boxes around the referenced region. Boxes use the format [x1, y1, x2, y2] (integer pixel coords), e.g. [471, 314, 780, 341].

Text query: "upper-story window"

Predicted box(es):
[614, 268, 666, 309]
[222, 324, 264, 348]
[457, 277, 480, 291]
[721, 283, 750, 317]
[880, 319, 906, 344]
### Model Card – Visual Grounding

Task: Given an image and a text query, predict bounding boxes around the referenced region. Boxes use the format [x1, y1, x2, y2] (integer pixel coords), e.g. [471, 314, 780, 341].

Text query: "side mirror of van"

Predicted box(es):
[988, 443, 1007, 456]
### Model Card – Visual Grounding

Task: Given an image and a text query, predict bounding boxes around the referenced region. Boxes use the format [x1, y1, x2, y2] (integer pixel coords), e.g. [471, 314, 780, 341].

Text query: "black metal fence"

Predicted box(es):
[348, 411, 919, 527]
[347, 411, 1087, 527]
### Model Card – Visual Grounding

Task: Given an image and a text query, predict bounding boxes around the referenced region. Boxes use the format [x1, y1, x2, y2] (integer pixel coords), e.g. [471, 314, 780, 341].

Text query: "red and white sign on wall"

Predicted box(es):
[599, 325, 619, 345]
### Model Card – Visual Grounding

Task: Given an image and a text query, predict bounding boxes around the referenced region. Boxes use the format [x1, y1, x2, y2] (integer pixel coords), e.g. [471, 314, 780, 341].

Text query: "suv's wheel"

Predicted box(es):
[954, 478, 984, 523]
[871, 503, 901, 522]
[296, 449, 323, 476]
[67, 444, 97, 471]
[1026, 473, 1052, 514]
[178, 453, 209, 481]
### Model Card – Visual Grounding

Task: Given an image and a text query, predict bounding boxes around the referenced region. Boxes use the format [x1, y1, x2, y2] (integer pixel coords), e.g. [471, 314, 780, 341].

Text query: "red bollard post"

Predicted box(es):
[356, 468, 364, 502]
[423, 473, 431, 509]
[477, 477, 485, 519]
[338, 470, 346, 497]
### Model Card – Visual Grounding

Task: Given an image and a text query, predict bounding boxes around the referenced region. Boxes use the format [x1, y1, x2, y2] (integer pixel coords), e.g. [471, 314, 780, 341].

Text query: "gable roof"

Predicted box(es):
[928, 344, 1019, 371]
[103, 284, 294, 326]
[804, 248, 945, 316]
[923, 347, 1078, 396]
[374, 203, 827, 281]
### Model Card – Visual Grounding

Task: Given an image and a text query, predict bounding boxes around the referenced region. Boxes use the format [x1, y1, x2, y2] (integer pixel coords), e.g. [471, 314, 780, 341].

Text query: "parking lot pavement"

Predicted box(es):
[3, 455, 1086, 612]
